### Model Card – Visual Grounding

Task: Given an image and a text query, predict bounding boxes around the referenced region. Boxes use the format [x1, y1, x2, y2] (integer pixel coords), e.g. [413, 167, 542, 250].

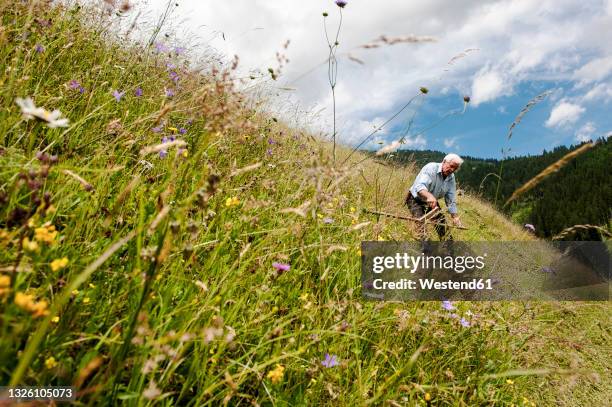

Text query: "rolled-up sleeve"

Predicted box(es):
[410, 166, 433, 197]
[444, 178, 458, 214]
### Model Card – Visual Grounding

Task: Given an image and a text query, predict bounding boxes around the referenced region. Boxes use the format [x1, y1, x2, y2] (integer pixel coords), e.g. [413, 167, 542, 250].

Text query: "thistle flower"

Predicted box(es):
[272, 262, 290, 272]
[267, 364, 285, 383]
[50, 257, 69, 271]
[335, 0, 347, 8]
[321, 353, 340, 368]
[15, 97, 69, 128]
[112, 90, 125, 102]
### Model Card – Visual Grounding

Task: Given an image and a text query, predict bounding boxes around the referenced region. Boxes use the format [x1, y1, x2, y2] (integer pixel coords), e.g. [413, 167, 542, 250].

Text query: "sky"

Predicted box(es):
[130, 0, 612, 159]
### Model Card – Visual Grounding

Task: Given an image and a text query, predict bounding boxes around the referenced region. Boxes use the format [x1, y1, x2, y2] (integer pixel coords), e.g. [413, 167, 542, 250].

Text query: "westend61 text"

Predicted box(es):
[372, 278, 494, 290]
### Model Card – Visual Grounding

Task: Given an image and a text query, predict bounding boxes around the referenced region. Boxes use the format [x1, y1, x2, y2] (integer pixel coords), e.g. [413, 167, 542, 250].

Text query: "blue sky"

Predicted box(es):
[135, 0, 612, 159]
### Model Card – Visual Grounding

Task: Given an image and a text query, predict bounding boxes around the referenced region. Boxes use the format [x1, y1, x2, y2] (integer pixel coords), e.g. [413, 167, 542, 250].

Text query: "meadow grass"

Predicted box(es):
[0, 2, 609, 406]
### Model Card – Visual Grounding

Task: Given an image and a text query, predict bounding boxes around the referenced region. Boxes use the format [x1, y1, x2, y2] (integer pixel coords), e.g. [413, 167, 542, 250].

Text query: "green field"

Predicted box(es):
[0, 2, 610, 405]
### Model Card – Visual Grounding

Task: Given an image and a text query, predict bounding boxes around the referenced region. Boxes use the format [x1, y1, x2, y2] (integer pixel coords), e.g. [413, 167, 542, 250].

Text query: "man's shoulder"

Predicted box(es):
[423, 162, 439, 170]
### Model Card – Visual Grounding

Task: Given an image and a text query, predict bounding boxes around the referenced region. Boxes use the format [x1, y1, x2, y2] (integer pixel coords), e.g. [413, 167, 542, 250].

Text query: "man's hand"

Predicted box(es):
[418, 190, 438, 209]
[451, 214, 462, 227]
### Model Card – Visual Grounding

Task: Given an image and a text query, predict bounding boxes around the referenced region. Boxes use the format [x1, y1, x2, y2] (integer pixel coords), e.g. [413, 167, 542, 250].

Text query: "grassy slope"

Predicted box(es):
[0, 3, 609, 406]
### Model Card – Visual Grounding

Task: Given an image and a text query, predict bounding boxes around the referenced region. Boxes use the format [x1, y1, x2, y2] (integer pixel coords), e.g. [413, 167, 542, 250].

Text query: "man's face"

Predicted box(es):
[441, 160, 460, 177]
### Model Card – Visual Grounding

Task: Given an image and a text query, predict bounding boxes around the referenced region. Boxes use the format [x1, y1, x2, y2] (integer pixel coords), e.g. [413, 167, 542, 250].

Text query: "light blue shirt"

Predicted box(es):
[409, 162, 458, 214]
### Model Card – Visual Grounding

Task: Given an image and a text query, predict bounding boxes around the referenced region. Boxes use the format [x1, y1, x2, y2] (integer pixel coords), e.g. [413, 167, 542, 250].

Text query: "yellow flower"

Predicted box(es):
[45, 357, 57, 369]
[88, 283, 96, 288]
[424, 393, 431, 401]
[83, 297, 90, 304]
[349, 206, 356, 213]
[50, 257, 69, 271]
[71, 289, 79, 296]
[14, 292, 49, 317]
[168, 126, 178, 132]
[181, 149, 189, 158]
[316, 213, 323, 219]
[34, 224, 57, 243]
[506, 379, 514, 385]
[377, 236, 385, 241]
[225, 197, 240, 208]
[0, 274, 11, 296]
[267, 364, 285, 384]
[357, 248, 362, 256]
[299, 293, 309, 301]
[51, 316, 60, 323]
[22, 237, 39, 252]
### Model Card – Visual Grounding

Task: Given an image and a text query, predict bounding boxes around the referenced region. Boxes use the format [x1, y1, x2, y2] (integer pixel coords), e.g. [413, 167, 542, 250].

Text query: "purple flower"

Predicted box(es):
[161, 136, 169, 143]
[166, 62, 176, 70]
[268, 138, 276, 144]
[335, 0, 347, 8]
[35, 44, 45, 53]
[159, 149, 168, 158]
[174, 46, 185, 55]
[152, 126, 163, 133]
[69, 80, 81, 89]
[179, 127, 187, 134]
[154, 42, 167, 53]
[112, 90, 125, 102]
[460, 318, 470, 328]
[441, 300, 455, 311]
[321, 353, 339, 368]
[323, 217, 334, 224]
[134, 87, 143, 97]
[272, 262, 290, 272]
[266, 148, 273, 156]
[165, 88, 175, 98]
[169, 71, 180, 83]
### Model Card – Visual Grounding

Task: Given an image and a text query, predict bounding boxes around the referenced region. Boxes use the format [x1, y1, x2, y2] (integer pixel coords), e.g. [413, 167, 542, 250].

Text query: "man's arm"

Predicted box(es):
[412, 164, 437, 208]
[444, 179, 462, 226]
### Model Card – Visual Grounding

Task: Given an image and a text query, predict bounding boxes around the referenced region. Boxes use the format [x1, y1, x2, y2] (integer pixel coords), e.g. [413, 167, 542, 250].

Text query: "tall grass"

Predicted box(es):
[0, 2, 609, 406]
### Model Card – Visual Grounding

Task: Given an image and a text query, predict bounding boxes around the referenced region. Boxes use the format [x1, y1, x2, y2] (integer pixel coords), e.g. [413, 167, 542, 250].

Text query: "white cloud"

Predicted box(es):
[582, 83, 612, 103]
[573, 55, 612, 84]
[545, 100, 585, 128]
[401, 134, 427, 149]
[575, 121, 596, 142]
[443, 137, 458, 148]
[470, 69, 509, 106]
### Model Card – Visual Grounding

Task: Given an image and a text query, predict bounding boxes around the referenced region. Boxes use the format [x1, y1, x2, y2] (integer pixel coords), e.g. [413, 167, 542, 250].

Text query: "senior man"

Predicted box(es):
[405, 153, 463, 241]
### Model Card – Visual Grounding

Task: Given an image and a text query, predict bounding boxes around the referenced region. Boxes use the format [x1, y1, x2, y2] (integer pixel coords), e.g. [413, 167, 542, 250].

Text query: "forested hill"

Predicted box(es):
[385, 137, 611, 239]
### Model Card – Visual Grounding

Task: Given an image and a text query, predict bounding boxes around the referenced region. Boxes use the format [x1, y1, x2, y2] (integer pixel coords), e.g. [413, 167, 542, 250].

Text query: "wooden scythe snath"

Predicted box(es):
[364, 208, 469, 230]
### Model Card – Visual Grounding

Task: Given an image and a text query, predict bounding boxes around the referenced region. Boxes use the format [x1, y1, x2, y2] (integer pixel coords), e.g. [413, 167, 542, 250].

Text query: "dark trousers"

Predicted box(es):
[405, 192, 451, 241]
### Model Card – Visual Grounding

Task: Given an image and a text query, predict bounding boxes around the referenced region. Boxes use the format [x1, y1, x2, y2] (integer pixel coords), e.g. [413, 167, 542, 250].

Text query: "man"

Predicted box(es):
[406, 153, 463, 241]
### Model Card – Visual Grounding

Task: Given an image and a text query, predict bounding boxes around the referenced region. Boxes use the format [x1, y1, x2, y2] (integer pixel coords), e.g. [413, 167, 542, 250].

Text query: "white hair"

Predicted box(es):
[443, 153, 463, 166]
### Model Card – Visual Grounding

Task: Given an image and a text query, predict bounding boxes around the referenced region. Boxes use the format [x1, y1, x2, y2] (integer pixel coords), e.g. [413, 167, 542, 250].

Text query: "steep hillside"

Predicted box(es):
[0, 2, 609, 406]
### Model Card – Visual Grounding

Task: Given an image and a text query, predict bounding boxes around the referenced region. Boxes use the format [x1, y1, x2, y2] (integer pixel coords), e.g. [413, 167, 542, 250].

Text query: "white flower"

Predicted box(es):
[15, 97, 69, 128]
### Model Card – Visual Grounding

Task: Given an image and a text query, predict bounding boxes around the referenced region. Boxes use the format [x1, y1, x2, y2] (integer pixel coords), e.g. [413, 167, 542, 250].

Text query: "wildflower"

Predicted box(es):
[225, 197, 240, 207]
[22, 237, 39, 252]
[71, 289, 79, 296]
[506, 379, 514, 385]
[267, 364, 285, 383]
[35, 44, 45, 53]
[268, 138, 276, 144]
[152, 125, 163, 133]
[154, 42, 167, 53]
[0, 275, 10, 296]
[272, 262, 290, 272]
[83, 297, 90, 304]
[34, 224, 57, 243]
[420, 86, 429, 94]
[169, 71, 179, 83]
[460, 317, 470, 327]
[15, 97, 69, 128]
[143, 381, 161, 400]
[165, 88, 175, 98]
[463, 95, 471, 103]
[50, 257, 69, 271]
[15, 292, 49, 317]
[323, 217, 334, 224]
[112, 90, 125, 102]
[68, 79, 85, 93]
[175, 46, 185, 55]
[168, 126, 178, 133]
[45, 356, 58, 369]
[335, 0, 347, 8]
[350, 206, 356, 213]
[441, 300, 455, 311]
[424, 393, 432, 401]
[89, 283, 96, 288]
[134, 87, 143, 97]
[179, 127, 187, 134]
[321, 353, 339, 368]
[51, 316, 60, 323]
[266, 148, 273, 156]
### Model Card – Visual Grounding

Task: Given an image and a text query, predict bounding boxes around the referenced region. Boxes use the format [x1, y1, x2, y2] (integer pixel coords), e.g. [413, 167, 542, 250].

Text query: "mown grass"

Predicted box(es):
[0, 2, 609, 406]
